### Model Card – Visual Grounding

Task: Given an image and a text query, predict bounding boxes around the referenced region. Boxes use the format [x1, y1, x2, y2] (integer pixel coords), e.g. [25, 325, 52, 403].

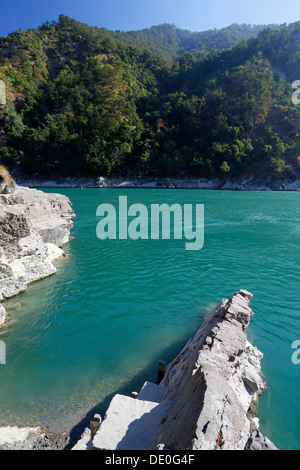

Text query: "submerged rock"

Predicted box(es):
[0, 186, 75, 306]
[91, 290, 277, 451]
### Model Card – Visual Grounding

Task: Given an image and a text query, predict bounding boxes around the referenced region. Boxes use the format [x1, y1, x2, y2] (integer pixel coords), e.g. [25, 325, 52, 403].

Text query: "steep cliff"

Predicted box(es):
[0, 185, 75, 326]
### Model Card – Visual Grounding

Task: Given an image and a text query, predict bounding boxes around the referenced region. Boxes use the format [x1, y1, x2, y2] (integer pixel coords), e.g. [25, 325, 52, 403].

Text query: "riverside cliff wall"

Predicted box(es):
[0, 185, 75, 326]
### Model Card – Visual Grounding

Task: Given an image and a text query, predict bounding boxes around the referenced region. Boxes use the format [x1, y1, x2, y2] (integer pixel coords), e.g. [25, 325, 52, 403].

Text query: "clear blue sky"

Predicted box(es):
[1, 0, 300, 36]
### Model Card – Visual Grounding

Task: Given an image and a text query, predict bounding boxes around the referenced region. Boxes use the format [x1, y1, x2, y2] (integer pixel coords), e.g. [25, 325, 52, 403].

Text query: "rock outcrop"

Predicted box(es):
[12, 172, 300, 192]
[153, 289, 276, 450]
[0, 185, 75, 326]
[0, 426, 69, 450]
[89, 290, 277, 451]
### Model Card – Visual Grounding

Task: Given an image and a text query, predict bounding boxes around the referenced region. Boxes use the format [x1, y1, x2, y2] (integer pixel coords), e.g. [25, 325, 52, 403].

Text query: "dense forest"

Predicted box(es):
[114, 23, 281, 61]
[0, 15, 300, 179]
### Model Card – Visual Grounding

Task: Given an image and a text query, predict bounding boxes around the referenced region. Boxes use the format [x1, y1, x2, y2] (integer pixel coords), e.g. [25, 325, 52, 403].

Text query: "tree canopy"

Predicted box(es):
[0, 16, 300, 179]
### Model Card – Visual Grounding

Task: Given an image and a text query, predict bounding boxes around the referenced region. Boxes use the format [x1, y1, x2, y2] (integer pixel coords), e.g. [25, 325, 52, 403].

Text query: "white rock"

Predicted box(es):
[0, 426, 40, 446]
[137, 381, 168, 403]
[0, 186, 75, 308]
[72, 428, 92, 451]
[93, 394, 165, 450]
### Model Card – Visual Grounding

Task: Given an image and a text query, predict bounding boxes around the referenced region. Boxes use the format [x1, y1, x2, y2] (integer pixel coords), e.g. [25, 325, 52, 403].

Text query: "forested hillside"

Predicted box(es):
[114, 23, 281, 61]
[0, 15, 300, 179]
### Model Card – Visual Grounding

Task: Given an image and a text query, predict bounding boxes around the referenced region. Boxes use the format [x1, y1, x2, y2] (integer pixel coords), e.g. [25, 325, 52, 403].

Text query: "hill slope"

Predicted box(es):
[0, 15, 300, 180]
[113, 23, 281, 61]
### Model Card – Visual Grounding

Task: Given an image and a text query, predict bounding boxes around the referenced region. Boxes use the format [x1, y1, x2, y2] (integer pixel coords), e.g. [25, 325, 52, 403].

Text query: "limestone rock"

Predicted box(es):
[0, 186, 75, 304]
[93, 394, 165, 451]
[245, 429, 278, 451]
[71, 428, 92, 451]
[153, 290, 275, 450]
[0, 426, 69, 450]
[0, 426, 40, 448]
[91, 291, 277, 451]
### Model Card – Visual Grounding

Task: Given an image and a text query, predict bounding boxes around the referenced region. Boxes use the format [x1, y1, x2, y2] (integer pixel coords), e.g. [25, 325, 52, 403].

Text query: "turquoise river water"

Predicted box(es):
[0, 189, 299, 449]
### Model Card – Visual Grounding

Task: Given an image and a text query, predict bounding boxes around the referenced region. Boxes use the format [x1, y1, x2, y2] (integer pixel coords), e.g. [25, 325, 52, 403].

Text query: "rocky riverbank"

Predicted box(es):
[0, 181, 277, 450]
[0, 182, 75, 449]
[0, 185, 75, 327]
[0, 427, 69, 450]
[12, 173, 300, 191]
[75, 290, 277, 451]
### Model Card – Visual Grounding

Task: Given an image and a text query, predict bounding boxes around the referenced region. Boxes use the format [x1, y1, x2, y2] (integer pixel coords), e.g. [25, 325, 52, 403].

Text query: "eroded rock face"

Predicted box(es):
[0, 186, 75, 305]
[0, 426, 69, 450]
[153, 290, 276, 451]
[91, 290, 277, 451]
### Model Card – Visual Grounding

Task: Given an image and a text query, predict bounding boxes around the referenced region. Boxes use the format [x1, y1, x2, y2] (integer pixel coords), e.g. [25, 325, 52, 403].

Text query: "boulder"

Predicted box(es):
[0, 186, 75, 304]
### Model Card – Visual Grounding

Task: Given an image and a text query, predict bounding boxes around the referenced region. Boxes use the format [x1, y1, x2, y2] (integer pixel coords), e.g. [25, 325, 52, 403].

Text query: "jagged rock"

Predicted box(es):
[0, 186, 75, 304]
[71, 428, 92, 451]
[91, 290, 277, 451]
[0, 426, 41, 448]
[0, 426, 69, 450]
[153, 290, 275, 450]
[245, 429, 278, 451]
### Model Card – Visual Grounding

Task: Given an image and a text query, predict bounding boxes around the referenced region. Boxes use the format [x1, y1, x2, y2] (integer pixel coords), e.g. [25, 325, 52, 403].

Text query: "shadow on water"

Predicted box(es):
[64, 335, 192, 450]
